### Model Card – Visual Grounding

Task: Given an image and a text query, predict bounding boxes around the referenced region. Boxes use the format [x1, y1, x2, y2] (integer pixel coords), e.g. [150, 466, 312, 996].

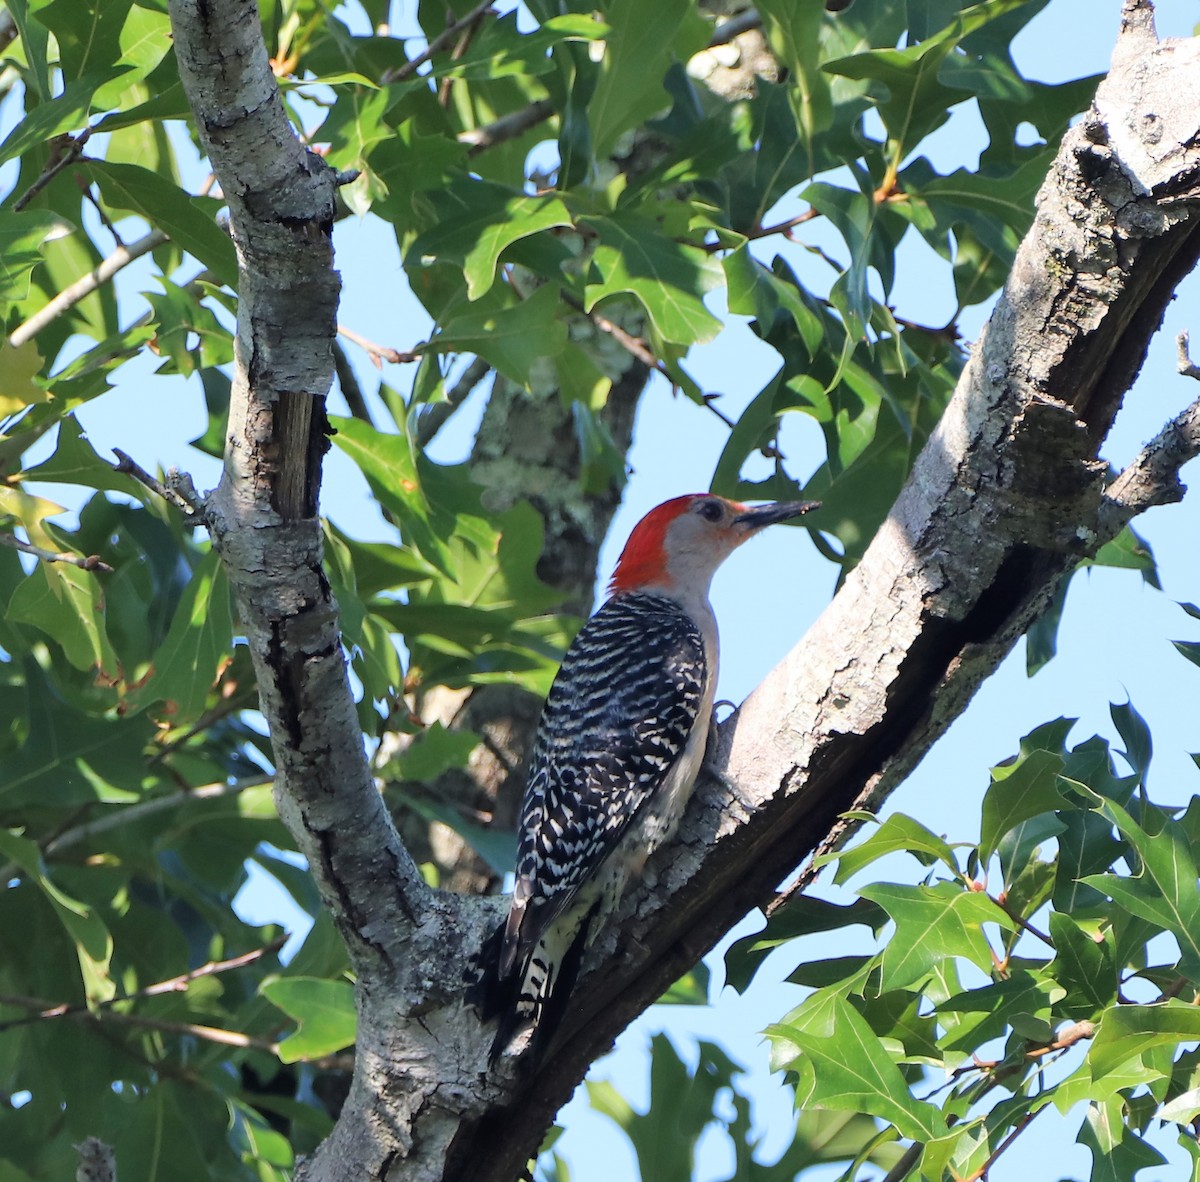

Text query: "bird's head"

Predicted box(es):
[608, 493, 819, 598]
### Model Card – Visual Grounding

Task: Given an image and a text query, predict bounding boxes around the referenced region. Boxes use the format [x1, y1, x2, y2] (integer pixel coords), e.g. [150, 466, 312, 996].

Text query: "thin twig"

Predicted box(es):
[5, 936, 288, 1031]
[81, 177, 127, 247]
[586, 304, 664, 373]
[0, 531, 112, 572]
[961, 1105, 1046, 1182]
[337, 323, 414, 367]
[438, 5, 486, 108]
[892, 312, 961, 344]
[702, 393, 736, 429]
[415, 355, 492, 447]
[86, 1010, 280, 1052]
[558, 287, 667, 375]
[750, 207, 819, 241]
[89, 939, 287, 1006]
[708, 9, 761, 48]
[12, 128, 92, 212]
[1177, 329, 1200, 379]
[460, 99, 555, 156]
[8, 229, 168, 347]
[43, 778, 268, 861]
[990, 890, 1052, 946]
[111, 448, 205, 519]
[0, 777, 270, 885]
[381, 0, 496, 85]
[148, 688, 260, 764]
[0, 991, 280, 1050]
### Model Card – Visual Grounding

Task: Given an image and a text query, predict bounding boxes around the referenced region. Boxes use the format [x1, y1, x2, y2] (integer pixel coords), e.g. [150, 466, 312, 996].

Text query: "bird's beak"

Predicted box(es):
[733, 500, 821, 532]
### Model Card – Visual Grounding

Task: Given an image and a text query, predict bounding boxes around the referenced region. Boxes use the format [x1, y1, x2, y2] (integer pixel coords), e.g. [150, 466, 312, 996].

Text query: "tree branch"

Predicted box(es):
[459, 99, 554, 156]
[167, 0, 438, 965]
[168, 1, 1200, 1180]
[8, 229, 167, 348]
[0, 936, 286, 1030]
[450, 8, 1200, 1177]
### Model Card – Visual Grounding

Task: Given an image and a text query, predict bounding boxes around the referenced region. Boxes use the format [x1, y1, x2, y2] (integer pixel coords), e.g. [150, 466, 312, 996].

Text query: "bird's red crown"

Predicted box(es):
[608, 494, 736, 595]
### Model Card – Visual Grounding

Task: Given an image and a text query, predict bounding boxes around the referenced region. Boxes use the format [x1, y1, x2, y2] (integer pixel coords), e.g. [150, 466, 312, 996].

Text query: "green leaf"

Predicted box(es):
[0, 210, 68, 318]
[588, 1036, 745, 1182]
[824, 0, 1031, 160]
[723, 896, 888, 993]
[1047, 912, 1116, 1018]
[7, 559, 119, 677]
[34, 0, 131, 84]
[260, 976, 357, 1063]
[1079, 794, 1200, 979]
[0, 659, 152, 807]
[386, 723, 480, 783]
[1025, 573, 1069, 675]
[657, 961, 709, 1006]
[936, 970, 1057, 1057]
[803, 179, 892, 337]
[718, 81, 823, 233]
[142, 278, 235, 376]
[858, 881, 1012, 991]
[423, 284, 568, 387]
[1090, 1002, 1200, 1079]
[769, 991, 949, 1142]
[0, 71, 123, 165]
[724, 247, 825, 353]
[21, 415, 135, 495]
[755, 0, 831, 149]
[587, 0, 708, 160]
[328, 417, 458, 576]
[823, 812, 960, 884]
[1109, 699, 1152, 783]
[796, 389, 944, 569]
[1078, 1098, 1167, 1182]
[129, 551, 233, 725]
[0, 340, 47, 417]
[1089, 524, 1160, 588]
[581, 212, 723, 345]
[409, 181, 573, 300]
[0, 827, 114, 1002]
[570, 401, 626, 495]
[979, 746, 1066, 864]
[85, 161, 239, 289]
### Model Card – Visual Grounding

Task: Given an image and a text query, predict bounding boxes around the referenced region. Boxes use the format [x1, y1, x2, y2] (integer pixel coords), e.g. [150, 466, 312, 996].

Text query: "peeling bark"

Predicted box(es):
[166, 1, 1200, 1180]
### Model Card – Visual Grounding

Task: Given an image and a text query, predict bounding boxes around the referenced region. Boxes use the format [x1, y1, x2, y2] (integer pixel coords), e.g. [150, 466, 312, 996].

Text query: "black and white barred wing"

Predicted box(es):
[503, 591, 706, 969]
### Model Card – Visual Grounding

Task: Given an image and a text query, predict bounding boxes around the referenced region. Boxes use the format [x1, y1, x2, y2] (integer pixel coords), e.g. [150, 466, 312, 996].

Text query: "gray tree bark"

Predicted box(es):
[166, 1, 1200, 1180]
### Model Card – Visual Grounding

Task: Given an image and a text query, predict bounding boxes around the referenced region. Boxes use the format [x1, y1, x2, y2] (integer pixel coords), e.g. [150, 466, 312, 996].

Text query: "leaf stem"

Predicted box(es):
[0, 530, 112, 572]
[12, 127, 92, 212]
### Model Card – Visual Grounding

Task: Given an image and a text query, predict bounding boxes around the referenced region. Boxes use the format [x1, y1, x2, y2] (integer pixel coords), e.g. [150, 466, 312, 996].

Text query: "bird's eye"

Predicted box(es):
[697, 499, 723, 523]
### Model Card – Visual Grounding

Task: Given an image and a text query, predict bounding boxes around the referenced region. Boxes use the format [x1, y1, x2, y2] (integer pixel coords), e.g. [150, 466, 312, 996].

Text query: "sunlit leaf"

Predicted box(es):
[581, 212, 723, 345]
[261, 976, 357, 1063]
[858, 881, 1012, 990]
[768, 990, 949, 1142]
[0, 826, 114, 1002]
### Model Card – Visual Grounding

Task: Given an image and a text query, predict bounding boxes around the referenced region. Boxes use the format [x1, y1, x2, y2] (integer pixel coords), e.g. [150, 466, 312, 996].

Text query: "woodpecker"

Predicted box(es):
[472, 492, 819, 1064]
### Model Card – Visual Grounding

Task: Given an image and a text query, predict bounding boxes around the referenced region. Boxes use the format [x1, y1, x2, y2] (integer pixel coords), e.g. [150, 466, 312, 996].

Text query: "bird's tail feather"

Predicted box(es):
[469, 905, 597, 1067]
